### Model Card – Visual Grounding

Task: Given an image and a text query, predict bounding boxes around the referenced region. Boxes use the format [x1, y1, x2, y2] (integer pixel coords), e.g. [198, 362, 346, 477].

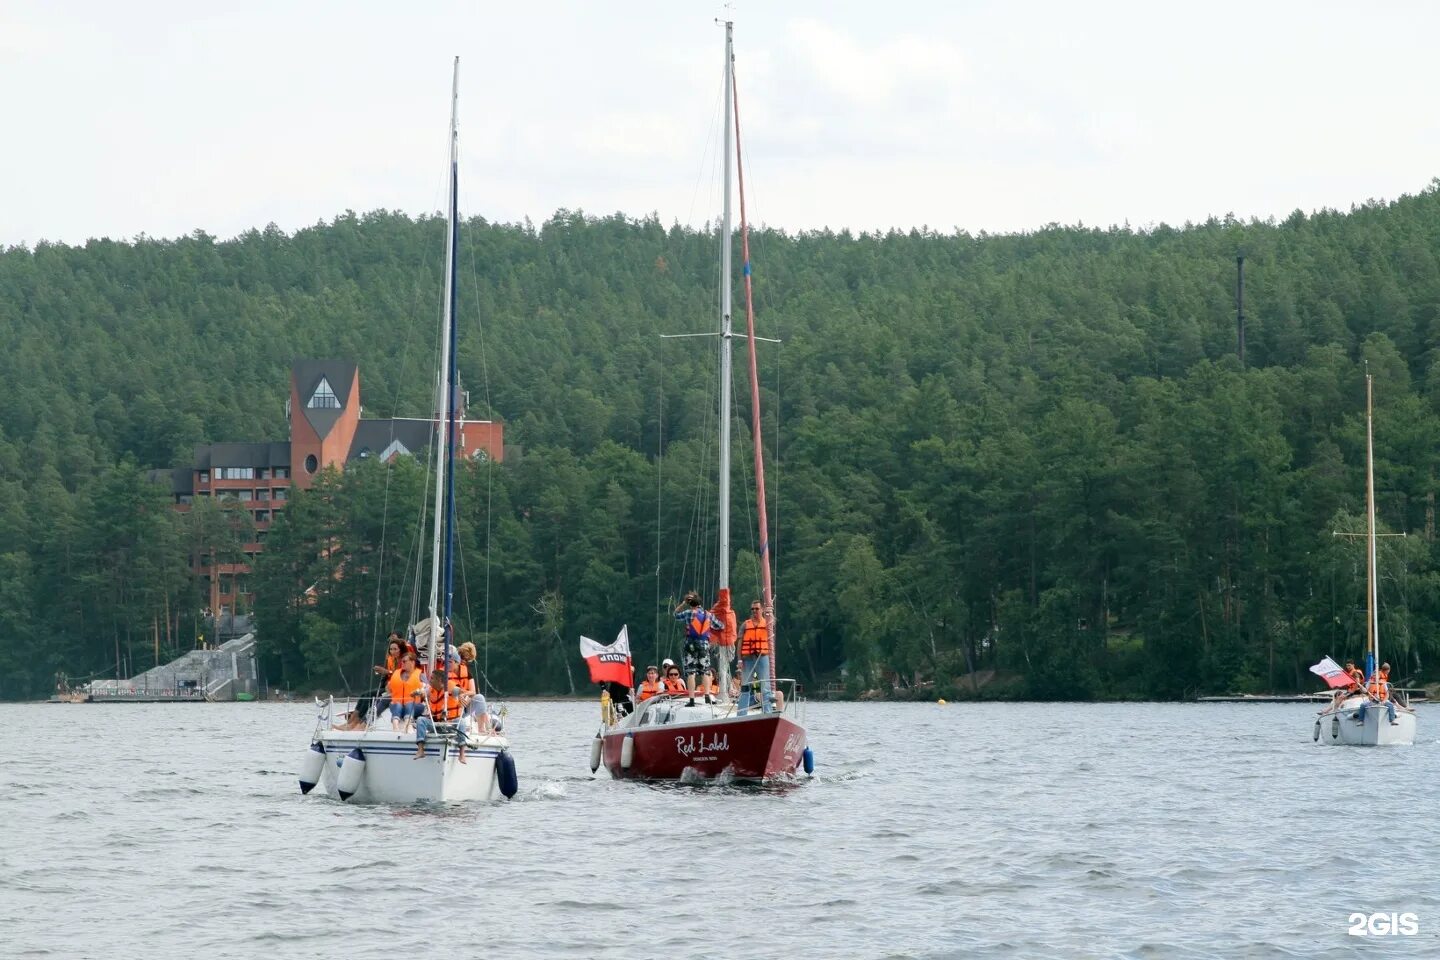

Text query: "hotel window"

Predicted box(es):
[218, 467, 255, 480]
[254, 510, 270, 524]
[308, 377, 340, 409]
[274, 466, 290, 480]
[256, 489, 269, 501]
[273, 488, 288, 501]
[236, 489, 252, 501]
[198, 470, 209, 484]
[258, 468, 270, 480]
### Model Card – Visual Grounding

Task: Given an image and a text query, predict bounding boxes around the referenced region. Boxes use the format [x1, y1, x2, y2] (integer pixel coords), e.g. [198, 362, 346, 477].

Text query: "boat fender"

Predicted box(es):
[589, 732, 603, 774]
[620, 732, 635, 771]
[1313, 720, 1320, 742]
[802, 746, 815, 775]
[336, 747, 366, 802]
[496, 750, 519, 799]
[1331, 716, 1340, 740]
[299, 741, 326, 795]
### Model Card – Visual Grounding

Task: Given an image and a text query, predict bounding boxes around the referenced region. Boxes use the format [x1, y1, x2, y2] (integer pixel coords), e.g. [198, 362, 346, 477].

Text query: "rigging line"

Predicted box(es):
[684, 60, 728, 231]
[461, 213, 498, 688]
[655, 377, 664, 667]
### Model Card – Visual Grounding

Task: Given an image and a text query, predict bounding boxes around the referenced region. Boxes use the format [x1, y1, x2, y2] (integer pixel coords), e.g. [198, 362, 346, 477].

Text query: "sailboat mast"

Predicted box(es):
[717, 22, 735, 593]
[1365, 374, 1379, 672]
[730, 28, 778, 680]
[427, 56, 461, 672]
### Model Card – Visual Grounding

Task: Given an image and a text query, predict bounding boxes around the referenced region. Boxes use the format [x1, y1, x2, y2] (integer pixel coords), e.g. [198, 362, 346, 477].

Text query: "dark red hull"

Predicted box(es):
[602, 712, 807, 780]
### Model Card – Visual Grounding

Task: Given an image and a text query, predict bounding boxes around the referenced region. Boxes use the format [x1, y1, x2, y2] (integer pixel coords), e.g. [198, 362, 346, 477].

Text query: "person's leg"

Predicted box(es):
[1387, 700, 1397, 723]
[757, 655, 773, 712]
[1356, 701, 1367, 723]
[737, 657, 755, 715]
[415, 715, 433, 757]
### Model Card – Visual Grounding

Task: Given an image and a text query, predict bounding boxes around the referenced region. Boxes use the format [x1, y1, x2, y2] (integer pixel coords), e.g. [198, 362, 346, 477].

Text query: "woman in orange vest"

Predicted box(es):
[416, 668, 468, 760]
[637, 665, 663, 702]
[386, 653, 424, 731]
[453, 642, 492, 739]
[737, 600, 774, 716]
[661, 666, 688, 696]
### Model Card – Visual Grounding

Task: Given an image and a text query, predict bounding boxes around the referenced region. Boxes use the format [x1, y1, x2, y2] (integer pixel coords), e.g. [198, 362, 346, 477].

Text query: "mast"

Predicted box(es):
[427, 57, 460, 674]
[717, 21, 735, 593]
[731, 28, 778, 680]
[1365, 374, 1379, 672]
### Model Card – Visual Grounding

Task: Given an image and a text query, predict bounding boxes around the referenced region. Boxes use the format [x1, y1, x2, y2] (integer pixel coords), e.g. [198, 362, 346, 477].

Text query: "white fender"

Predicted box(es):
[336, 747, 366, 801]
[620, 732, 635, 770]
[298, 741, 326, 794]
[589, 733, 603, 774]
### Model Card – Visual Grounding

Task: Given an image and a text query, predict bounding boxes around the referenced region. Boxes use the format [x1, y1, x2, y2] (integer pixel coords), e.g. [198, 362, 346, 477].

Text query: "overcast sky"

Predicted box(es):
[4, 0, 1438, 248]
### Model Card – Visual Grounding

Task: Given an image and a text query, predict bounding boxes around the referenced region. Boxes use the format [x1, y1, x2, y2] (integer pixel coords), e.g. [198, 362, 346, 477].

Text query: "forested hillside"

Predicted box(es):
[5, 186, 1440, 700]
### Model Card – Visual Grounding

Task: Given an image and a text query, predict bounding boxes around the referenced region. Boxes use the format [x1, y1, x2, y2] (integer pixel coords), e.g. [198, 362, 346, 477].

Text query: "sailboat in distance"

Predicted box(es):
[296, 58, 519, 802]
[589, 21, 811, 781]
[1312, 375, 1417, 746]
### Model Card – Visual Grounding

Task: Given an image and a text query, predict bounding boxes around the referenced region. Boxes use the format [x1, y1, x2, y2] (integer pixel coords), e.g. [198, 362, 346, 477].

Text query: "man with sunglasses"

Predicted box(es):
[737, 600, 774, 715]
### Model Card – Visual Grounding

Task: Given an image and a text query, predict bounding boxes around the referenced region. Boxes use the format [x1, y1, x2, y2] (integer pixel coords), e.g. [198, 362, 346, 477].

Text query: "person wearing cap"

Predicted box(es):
[674, 592, 720, 706]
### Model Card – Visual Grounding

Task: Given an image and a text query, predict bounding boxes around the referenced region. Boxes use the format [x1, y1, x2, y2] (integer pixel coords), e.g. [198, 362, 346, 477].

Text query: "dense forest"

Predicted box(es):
[6, 185, 1440, 701]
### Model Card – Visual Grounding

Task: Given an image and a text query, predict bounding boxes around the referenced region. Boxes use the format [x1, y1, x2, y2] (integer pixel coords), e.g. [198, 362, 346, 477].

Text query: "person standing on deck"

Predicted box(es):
[674, 592, 720, 706]
[737, 600, 774, 716]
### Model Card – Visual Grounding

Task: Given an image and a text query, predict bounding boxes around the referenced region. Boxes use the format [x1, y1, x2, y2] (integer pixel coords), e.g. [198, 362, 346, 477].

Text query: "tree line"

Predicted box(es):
[5, 185, 1440, 699]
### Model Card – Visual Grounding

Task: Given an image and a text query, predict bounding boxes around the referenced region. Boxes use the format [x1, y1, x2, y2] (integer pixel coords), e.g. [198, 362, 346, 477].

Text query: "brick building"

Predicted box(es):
[157, 360, 503, 617]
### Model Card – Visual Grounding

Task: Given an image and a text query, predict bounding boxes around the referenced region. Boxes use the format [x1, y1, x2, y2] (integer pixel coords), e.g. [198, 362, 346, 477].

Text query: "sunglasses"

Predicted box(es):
[667, 672, 680, 677]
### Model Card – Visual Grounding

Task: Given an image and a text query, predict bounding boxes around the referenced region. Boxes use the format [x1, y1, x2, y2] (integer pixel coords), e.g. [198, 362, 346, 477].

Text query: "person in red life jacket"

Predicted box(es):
[737, 600, 774, 716]
[636, 665, 663, 703]
[661, 666, 688, 695]
[415, 668, 469, 760]
[674, 592, 720, 706]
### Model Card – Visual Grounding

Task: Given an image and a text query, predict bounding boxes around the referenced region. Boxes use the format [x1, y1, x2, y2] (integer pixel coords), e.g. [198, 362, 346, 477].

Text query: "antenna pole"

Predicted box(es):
[1236, 255, 1246, 368]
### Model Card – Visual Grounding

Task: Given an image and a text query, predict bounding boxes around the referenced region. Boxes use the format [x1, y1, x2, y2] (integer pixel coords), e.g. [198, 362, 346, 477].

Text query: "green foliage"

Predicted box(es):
[8, 191, 1440, 698]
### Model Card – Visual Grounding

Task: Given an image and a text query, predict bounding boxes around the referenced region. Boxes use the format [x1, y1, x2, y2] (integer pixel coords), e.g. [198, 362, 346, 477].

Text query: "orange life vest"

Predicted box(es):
[661, 677, 687, 695]
[638, 679, 662, 701]
[385, 653, 400, 673]
[1367, 678, 1389, 701]
[686, 609, 714, 639]
[740, 617, 770, 658]
[1346, 667, 1364, 686]
[450, 660, 477, 696]
[1378, 667, 1391, 684]
[388, 668, 422, 704]
[428, 684, 462, 721]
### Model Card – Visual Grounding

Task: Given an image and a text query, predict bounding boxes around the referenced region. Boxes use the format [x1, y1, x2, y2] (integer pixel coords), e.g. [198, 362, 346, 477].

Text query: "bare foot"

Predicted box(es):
[458, 751, 468, 764]
[414, 747, 425, 759]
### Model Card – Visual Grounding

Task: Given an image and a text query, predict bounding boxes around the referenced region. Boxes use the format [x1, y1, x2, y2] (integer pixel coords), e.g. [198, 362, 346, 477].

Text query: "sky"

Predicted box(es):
[3, 0, 1439, 247]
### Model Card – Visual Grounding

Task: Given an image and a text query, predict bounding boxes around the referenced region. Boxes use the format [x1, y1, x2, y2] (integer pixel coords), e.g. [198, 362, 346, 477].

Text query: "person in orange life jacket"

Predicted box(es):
[387, 653, 425, 731]
[737, 601, 774, 716]
[674, 592, 720, 706]
[1355, 662, 1398, 726]
[637, 666, 663, 702]
[661, 666, 688, 695]
[1344, 661, 1364, 688]
[373, 635, 406, 715]
[453, 642, 494, 738]
[415, 668, 469, 760]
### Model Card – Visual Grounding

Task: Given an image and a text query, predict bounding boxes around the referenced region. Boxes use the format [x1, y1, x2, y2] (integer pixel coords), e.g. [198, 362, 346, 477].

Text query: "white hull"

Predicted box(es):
[1314, 697, 1416, 747]
[317, 728, 509, 803]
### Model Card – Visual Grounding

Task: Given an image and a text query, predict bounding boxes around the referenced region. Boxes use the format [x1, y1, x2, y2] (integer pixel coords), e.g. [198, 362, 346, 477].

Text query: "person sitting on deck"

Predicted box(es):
[453, 642, 492, 738]
[1378, 662, 1392, 684]
[1344, 661, 1364, 688]
[661, 666, 688, 696]
[674, 592, 720, 707]
[332, 695, 374, 731]
[1355, 673, 1398, 726]
[637, 666, 663, 702]
[387, 653, 425, 731]
[373, 635, 405, 715]
[416, 668, 469, 761]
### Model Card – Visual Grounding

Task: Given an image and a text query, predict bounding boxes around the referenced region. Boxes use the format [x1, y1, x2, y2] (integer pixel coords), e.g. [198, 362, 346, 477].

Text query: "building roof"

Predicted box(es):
[193, 442, 292, 470]
[292, 359, 358, 441]
[147, 468, 193, 495]
[348, 418, 432, 463]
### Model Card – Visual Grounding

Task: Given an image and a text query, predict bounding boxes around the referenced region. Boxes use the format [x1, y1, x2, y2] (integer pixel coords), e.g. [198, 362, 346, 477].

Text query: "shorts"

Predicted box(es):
[683, 638, 712, 677]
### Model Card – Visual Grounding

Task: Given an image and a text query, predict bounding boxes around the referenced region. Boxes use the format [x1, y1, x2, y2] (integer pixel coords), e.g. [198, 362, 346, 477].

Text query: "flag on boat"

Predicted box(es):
[580, 626, 633, 686]
[1308, 656, 1353, 689]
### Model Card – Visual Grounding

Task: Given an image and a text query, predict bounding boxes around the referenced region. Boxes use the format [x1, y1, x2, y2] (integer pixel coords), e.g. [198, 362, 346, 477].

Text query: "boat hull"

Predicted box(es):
[316, 729, 509, 802]
[1314, 698, 1416, 746]
[601, 711, 806, 781]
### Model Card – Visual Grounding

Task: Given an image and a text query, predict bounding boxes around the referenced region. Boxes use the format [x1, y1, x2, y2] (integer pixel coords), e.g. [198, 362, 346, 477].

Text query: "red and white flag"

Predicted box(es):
[580, 626, 633, 686]
[1308, 656, 1352, 690]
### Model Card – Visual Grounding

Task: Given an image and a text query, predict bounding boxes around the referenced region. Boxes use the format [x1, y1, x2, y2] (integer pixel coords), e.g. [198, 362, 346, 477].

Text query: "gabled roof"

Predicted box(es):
[349, 419, 435, 463]
[292, 359, 358, 440]
[192, 442, 292, 470]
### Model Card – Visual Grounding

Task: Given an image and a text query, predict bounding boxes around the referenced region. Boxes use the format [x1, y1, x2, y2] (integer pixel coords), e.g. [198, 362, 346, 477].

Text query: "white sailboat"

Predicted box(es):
[591, 21, 811, 782]
[297, 58, 519, 801]
[1313, 375, 1417, 746]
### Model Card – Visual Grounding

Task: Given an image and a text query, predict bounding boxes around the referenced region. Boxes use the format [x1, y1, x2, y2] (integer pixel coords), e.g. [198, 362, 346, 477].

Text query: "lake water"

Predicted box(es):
[4, 700, 1437, 959]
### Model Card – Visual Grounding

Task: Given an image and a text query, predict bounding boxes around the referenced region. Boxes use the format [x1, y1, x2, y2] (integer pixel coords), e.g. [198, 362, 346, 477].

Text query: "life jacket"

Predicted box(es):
[388, 668, 422, 704]
[662, 676, 687, 695]
[450, 660, 477, 696]
[385, 653, 400, 673]
[1378, 667, 1391, 684]
[740, 617, 770, 658]
[1368, 678, 1389, 701]
[685, 609, 713, 639]
[428, 684, 462, 721]
[638, 679, 662, 701]
[1346, 667, 1364, 686]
